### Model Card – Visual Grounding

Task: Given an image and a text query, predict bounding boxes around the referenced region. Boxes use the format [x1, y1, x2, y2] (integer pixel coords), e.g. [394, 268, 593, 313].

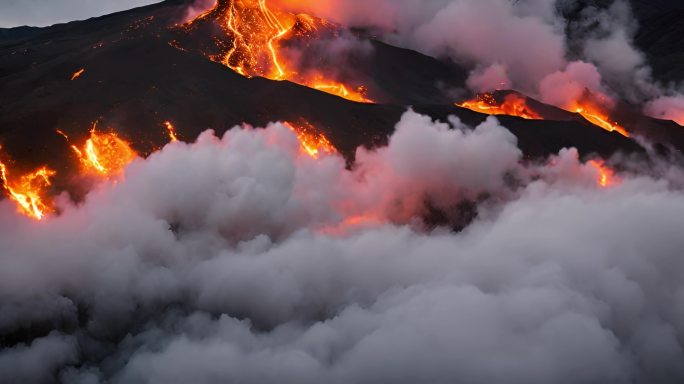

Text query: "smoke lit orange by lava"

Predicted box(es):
[457, 93, 542, 120]
[285, 120, 336, 158]
[0, 158, 56, 220]
[183, 0, 373, 103]
[318, 213, 385, 235]
[588, 160, 618, 188]
[164, 121, 180, 142]
[71, 68, 85, 81]
[69, 124, 138, 177]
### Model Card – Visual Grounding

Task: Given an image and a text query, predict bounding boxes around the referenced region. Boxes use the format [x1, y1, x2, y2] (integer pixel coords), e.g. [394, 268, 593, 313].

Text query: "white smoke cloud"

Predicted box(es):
[181, 0, 217, 23]
[644, 96, 684, 126]
[1, 111, 684, 383]
[538, 60, 605, 108]
[466, 63, 513, 93]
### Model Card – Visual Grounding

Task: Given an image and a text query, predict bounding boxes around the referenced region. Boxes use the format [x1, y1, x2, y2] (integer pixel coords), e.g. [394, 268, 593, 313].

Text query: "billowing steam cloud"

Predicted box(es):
[2, 111, 684, 383]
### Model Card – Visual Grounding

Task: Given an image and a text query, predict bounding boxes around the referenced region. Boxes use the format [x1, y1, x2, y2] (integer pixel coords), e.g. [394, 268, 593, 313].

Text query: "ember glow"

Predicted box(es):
[313, 80, 373, 104]
[457, 93, 630, 138]
[72, 124, 138, 177]
[70, 68, 85, 81]
[571, 101, 630, 137]
[164, 121, 180, 142]
[588, 160, 618, 188]
[0, 159, 55, 220]
[182, 0, 373, 103]
[285, 120, 337, 158]
[457, 93, 542, 120]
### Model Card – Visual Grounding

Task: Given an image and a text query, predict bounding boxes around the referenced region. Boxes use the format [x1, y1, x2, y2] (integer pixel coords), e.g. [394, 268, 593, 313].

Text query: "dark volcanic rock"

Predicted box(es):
[0, 0, 673, 194]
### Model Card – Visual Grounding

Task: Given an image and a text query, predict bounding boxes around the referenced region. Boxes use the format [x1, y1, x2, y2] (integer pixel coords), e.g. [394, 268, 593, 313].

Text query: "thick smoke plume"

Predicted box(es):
[2, 111, 684, 383]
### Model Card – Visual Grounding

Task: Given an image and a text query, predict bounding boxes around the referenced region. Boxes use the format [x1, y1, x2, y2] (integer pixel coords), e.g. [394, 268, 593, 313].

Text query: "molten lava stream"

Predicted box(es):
[285, 120, 337, 159]
[184, 0, 373, 103]
[457, 93, 542, 120]
[571, 102, 630, 137]
[70, 68, 85, 81]
[164, 121, 179, 142]
[0, 159, 55, 220]
[62, 124, 138, 177]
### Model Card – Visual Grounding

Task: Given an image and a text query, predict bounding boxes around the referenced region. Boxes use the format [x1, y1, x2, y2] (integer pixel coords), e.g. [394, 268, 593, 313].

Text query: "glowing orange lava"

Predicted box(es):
[571, 100, 629, 137]
[588, 160, 617, 188]
[313, 80, 373, 104]
[285, 120, 336, 158]
[184, 0, 373, 103]
[0, 159, 55, 220]
[457, 93, 542, 120]
[164, 121, 179, 142]
[71, 68, 85, 81]
[69, 124, 138, 177]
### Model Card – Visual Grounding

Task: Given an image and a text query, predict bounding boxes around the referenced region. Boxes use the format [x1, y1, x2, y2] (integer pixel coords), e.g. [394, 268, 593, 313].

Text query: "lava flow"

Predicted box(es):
[0, 158, 55, 220]
[458, 92, 630, 137]
[64, 124, 138, 177]
[457, 93, 542, 120]
[285, 120, 337, 158]
[571, 100, 630, 137]
[164, 121, 180, 142]
[182, 0, 373, 103]
[70, 68, 85, 81]
[588, 160, 618, 188]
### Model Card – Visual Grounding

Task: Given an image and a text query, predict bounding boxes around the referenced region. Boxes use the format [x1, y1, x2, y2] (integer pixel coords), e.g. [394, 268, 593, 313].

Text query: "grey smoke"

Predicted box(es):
[1, 111, 684, 383]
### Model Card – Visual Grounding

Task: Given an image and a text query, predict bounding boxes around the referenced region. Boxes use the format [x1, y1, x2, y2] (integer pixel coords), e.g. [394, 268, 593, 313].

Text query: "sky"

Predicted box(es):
[0, 0, 159, 28]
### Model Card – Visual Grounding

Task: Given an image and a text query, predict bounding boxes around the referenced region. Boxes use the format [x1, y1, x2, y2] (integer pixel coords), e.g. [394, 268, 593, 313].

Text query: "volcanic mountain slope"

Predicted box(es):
[0, 0, 679, 192]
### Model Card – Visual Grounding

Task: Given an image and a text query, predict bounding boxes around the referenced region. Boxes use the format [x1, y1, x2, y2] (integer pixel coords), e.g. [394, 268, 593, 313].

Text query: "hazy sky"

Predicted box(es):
[0, 0, 160, 28]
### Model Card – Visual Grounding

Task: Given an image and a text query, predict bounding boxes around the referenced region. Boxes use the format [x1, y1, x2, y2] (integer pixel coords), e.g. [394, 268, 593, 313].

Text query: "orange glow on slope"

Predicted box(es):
[669, 113, 684, 126]
[184, 0, 373, 103]
[0, 159, 56, 220]
[285, 120, 336, 158]
[571, 100, 630, 137]
[164, 121, 179, 142]
[70, 68, 85, 81]
[318, 213, 385, 235]
[313, 80, 373, 104]
[588, 160, 618, 188]
[70, 124, 138, 177]
[457, 93, 542, 120]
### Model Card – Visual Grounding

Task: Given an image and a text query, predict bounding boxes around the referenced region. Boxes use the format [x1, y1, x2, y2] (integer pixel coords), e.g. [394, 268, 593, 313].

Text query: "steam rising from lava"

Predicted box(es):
[2, 111, 684, 383]
[272, 0, 684, 127]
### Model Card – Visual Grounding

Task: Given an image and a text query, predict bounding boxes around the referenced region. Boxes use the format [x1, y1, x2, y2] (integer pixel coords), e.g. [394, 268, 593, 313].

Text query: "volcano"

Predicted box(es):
[4, 2, 684, 383]
[3, 0, 683, 198]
